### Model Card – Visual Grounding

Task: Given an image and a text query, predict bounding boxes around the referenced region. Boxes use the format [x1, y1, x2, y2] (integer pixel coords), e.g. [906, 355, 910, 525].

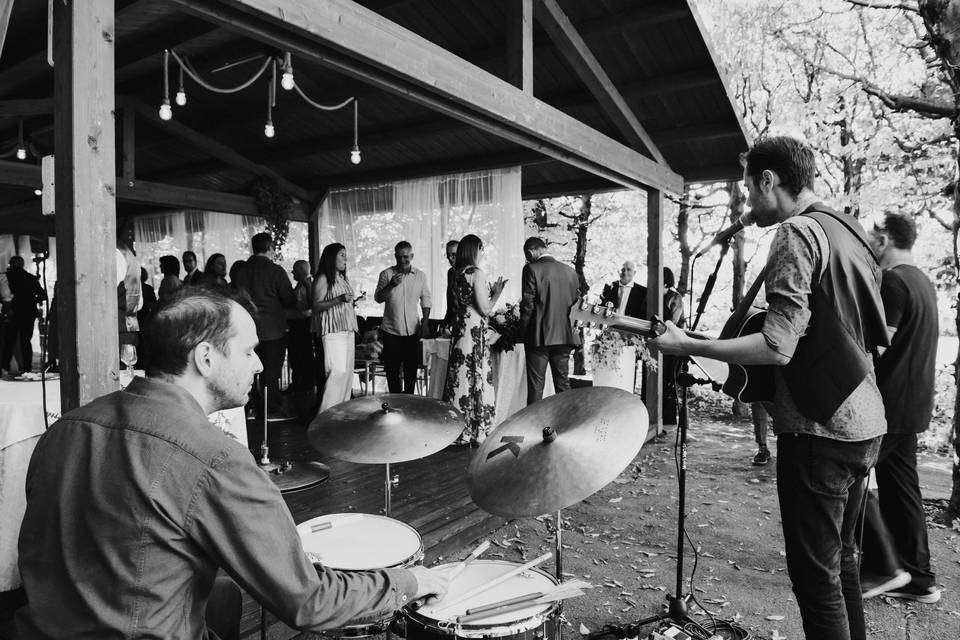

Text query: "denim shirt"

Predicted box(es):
[17, 377, 417, 639]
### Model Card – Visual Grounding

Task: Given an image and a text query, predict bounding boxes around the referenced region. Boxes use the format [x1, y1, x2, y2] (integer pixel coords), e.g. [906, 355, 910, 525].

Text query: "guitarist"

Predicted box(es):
[651, 136, 888, 640]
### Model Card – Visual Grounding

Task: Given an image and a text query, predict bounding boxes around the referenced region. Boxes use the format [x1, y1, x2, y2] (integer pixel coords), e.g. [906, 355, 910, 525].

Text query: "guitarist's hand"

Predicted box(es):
[648, 321, 690, 356]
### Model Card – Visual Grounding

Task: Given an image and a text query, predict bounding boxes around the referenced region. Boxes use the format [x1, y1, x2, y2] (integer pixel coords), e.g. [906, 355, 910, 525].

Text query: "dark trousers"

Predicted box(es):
[661, 356, 678, 424]
[287, 319, 315, 395]
[255, 336, 287, 412]
[1, 314, 35, 373]
[206, 577, 242, 640]
[777, 433, 880, 640]
[525, 345, 572, 405]
[381, 332, 420, 394]
[861, 433, 935, 588]
[313, 335, 327, 400]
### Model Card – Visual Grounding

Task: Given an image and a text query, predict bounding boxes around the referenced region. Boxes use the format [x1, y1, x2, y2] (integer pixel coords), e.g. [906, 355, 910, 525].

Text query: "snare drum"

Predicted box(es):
[297, 513, 423, 636]
[402, 560, 560, 640]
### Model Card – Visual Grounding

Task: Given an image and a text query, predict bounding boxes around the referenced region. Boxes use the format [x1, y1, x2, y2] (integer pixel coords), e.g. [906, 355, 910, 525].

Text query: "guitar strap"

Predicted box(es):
[719, 265, 768, 340]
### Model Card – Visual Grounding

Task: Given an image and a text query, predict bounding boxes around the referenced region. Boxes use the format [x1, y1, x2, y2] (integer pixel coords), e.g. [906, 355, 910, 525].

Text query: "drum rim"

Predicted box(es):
[297, 512, 423, 570]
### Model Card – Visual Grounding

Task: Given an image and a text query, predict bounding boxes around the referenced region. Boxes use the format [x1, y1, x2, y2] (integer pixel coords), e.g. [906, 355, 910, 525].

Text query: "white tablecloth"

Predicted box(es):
[0, 377, 246, 591]
[422, 339, 554, 426]
[593, 346, 637, 392]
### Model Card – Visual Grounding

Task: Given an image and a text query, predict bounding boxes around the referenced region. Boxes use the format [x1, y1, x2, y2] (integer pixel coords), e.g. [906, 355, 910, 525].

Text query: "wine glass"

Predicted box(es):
[120, 344, 138, 385]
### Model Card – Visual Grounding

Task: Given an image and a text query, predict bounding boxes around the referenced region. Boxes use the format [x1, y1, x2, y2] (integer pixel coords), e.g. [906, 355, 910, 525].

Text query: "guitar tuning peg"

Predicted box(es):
[591, 306, 601, 315]
[604, 307, 613, 317]
[580, 301, 590, 311]
[588, 321, 597, 329]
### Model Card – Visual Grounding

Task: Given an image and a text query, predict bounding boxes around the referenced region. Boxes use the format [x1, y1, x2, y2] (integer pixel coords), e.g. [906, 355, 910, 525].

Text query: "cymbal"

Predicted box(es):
[308, 394, 465, 463]
[466, 387, 647, 517]
[262, 460, 331, 494]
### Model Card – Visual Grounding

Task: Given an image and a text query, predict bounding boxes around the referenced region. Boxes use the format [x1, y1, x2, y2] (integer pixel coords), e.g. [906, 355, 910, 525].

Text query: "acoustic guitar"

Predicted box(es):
[568, 298, 774, 403]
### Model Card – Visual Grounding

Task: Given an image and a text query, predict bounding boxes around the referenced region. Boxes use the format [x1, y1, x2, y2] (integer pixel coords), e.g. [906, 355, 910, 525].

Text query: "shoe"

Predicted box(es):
[884, 581, 942, 604]
[752, 446, 771, 466]
[862, 570, 911, 599]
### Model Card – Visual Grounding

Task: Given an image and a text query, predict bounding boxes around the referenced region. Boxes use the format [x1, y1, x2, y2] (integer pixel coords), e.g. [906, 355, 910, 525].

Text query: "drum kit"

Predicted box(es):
[289, 386, 648, 640]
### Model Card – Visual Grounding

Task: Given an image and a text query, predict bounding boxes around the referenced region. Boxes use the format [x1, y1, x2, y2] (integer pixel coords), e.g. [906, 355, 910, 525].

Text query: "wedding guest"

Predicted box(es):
[228, 260, 247, 290]
[182, 250, 203, 285]
[138, 268, 158, 328]
[600, 261, 647, 319]
[157, 255, 182, 306]
[662, 267, 685, 424]
[375, 241, 432, 394]
[442, 239, 459, 332]
[202, 253, 228, 288]
[286, 259, 315, 398]
[313, 244, 359, 411]
[442, 235, 505, 446]
[1, 256, 46, 376]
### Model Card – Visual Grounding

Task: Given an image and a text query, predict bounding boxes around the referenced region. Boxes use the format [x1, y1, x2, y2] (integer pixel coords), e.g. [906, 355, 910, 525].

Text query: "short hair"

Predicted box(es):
[251, 232, 273, 254]
[446, 239, 459, 250]
[8, 256, 24, 269]
[140, 267, 149, 283]
[144, 286, 253, 377]
[663, 267, 676, 288]
[395, 241, 412, 253]
[455, 234, 483, 270]
[523, 237, 546, 252]
[182, 250, 197, 262]
[876, 211, 917, 251]
[158, 255, 181, 277]
[742, 136, 816, 198]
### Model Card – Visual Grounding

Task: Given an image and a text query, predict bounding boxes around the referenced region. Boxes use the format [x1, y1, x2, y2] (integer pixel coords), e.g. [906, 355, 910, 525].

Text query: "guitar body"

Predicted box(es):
[720, 308, 774, 403]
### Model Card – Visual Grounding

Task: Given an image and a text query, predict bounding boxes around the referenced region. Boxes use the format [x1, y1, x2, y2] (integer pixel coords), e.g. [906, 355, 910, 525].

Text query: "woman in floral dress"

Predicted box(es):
[443, 234, 506, 446]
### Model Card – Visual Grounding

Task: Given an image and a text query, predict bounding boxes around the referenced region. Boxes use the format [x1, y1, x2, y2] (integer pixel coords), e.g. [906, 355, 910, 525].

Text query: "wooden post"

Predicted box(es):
[645, 188, 664, 434]
[506, 0, 533, 94]
[53, 0, 118, 410]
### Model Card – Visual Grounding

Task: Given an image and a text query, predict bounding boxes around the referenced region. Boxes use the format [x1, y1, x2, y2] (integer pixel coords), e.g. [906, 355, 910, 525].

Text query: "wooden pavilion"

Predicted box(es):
[0, 0, 748, 427]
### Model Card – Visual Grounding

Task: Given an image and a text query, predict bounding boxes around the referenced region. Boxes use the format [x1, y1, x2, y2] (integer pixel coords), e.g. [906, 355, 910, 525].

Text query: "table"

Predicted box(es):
[0, 376, 247, 591]
[422, 338, 554, 426]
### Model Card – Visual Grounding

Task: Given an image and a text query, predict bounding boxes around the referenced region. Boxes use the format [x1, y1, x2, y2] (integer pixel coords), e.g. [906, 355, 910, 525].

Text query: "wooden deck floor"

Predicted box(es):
[240, 416, 506, 639]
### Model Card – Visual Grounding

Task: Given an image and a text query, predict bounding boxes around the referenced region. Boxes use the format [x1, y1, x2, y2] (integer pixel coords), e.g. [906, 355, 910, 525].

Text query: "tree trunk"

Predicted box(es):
[571, 195, 591, 376]
[677, 186, 691, 295]
[950, 133, 960, 518]
[837, 97, 864, 218]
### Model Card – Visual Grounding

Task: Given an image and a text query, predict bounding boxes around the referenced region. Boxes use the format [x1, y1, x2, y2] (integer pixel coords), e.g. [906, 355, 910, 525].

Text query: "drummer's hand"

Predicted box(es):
[409, 564, 458, 605]
[648, 321, 689, 356]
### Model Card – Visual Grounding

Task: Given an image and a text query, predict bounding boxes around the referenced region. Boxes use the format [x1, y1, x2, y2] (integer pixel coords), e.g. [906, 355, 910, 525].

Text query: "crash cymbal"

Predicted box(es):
[466, 387, 647, 517]
[309, 394, 465, 463]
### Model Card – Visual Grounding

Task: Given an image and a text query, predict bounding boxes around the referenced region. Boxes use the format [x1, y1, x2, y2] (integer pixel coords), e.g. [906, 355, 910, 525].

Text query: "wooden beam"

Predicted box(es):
[683, 164, 746, 184]
[505, 0, 533, 94]
[167, 0, 684, 195]
[119, 96, 315, 203]
[521, 177, 622, 200]
[533, 0, 667, 164]
[651, 122, 743, 146]
[645, 188, 663, 434]
[53, 0, 119, 411]
[0, 99, 54, 118]
[0, 159, 41, 187]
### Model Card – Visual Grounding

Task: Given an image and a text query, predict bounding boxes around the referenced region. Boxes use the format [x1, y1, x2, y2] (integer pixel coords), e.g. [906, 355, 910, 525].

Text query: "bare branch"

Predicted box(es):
[843, 0, 918, 11]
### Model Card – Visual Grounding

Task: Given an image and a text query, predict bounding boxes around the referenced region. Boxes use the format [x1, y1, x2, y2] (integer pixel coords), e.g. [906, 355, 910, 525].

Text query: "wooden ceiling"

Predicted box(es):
[0, 0, 748, 235]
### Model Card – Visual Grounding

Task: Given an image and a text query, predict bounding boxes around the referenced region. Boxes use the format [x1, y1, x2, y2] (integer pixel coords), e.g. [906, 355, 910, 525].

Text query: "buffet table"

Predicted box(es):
[422, 338, 554, 426]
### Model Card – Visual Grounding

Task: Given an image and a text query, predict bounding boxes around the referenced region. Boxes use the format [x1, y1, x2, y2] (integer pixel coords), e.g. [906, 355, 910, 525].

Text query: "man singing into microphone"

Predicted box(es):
[652, 137, 887, 640]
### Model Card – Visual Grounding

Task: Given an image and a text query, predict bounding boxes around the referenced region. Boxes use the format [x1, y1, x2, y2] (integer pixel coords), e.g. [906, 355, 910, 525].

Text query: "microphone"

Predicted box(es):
[694, 212, 754, 258]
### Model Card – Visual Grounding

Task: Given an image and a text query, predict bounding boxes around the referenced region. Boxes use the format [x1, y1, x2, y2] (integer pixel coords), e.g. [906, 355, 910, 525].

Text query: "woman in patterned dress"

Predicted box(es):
[443, 235, 506, 446]
[312, 243, 358, 412]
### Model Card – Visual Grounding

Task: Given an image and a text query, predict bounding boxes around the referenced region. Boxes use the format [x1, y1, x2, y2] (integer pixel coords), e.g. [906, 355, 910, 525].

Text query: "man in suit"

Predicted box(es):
[442, 239, 459, 333]
[600, 261, 647, 319]
[182, 251, 204, 286]
[518, 237, 581, 405]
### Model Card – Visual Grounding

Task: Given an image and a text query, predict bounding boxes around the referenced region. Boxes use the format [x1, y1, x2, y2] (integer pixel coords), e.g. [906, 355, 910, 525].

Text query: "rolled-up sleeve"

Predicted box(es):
[418, 271, 432, 310]
[761, 220, 824, 360]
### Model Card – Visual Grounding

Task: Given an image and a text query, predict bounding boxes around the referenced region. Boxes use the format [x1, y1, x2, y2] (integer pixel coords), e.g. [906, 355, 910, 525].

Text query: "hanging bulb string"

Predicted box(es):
[353, 99, 359, 145]
[163, 50, 170, 102]
[270, 59, 277, 109]
[171, 50, 272, 94]
[293, 83, 354, 111]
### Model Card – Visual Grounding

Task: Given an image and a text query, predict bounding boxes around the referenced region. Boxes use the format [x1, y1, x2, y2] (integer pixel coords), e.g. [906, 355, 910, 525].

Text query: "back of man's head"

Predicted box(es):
[523, 237, 546, 253]
[251, 233, 274, 255]
[878, 211, 917, 251]
[8, 256, 24, 270]
[144, 287, 255, 378]
[743, 136, 816, 198]
[663, 267, 676, 289]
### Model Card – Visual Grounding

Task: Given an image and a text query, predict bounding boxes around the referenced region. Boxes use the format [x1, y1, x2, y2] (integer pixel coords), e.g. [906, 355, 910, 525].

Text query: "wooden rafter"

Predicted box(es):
[0, 98, 54, 117]
[533, 0, 667, 164]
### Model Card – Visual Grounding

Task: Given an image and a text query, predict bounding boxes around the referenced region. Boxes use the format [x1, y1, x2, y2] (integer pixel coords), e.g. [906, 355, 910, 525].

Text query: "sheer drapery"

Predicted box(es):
[319, 168, 523, 319]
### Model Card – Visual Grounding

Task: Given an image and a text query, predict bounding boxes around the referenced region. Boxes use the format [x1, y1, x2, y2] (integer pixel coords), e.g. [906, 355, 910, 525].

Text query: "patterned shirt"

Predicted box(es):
[760, 215, 886, 441]
[312, 273, 358, 335]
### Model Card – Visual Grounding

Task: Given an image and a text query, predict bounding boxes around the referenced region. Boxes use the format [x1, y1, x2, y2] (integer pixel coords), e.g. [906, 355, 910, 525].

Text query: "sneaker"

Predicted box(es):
[752, 446, 771, 466]
[884, 582, 942, 604]
[862, 569, 911, 599]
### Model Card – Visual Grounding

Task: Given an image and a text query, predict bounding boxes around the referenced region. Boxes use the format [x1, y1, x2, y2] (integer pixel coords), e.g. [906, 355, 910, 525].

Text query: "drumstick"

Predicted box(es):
[463, 579, 590, 615]
[444, 540, 492, 583]
[431, 552, 552, 614]
[309, 514, 363, 533]
[456, 589, 585, 624]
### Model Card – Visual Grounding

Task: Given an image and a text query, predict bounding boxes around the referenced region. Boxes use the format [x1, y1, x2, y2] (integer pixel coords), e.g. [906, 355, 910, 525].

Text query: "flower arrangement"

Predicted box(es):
[589, 327, 657, 372]
[488, 302, 520, 354]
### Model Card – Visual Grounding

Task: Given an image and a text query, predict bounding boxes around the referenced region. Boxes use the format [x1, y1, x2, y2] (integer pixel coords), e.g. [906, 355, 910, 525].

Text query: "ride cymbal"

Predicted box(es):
[466, 387, 647, 517]
[308, 394, 465, 463]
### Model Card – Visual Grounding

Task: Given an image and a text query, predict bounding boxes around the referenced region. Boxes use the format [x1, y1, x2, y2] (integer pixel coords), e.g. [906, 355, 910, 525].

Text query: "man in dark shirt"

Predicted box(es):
[860, 211, 940, 603]
[442, 239, 459, 332]
[600, 260, 647, 319]
[235, 233, 297, 417]
[17, 287, 450, 638]
[183, 250, 204, 285]
[1, 256, 46, 375]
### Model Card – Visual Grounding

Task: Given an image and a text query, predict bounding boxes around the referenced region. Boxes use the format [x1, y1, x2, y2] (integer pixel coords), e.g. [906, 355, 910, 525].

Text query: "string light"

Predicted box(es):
[175, 63, 187, 106]
[15, 120, 26, 160]
[350, 99, 361, 165]
[280, 52, 294, 91]
[159, 50, 172, 120]
[265, 60, 276, 138]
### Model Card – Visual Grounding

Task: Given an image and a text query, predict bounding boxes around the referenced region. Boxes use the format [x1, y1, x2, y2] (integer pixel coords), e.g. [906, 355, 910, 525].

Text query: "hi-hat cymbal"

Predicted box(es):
[466, 387, 647, 517]
[308, 394, 465, 463]
[261, 460, 331, 495]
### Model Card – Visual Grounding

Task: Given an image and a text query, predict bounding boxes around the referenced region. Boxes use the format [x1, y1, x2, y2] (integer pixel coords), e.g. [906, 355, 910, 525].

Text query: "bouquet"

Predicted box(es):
[488, 302, 520, 354]
[588, 327, 657, 371]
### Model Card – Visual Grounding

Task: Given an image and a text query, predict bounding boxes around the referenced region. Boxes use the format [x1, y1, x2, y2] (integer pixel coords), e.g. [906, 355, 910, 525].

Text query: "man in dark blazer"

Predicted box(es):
[600, 260, 647, 319]
[518, 237, 581, 405]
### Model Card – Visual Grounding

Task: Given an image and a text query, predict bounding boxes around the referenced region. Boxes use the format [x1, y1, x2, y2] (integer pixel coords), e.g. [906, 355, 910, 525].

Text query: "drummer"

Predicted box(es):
[16, 287, 453, 639]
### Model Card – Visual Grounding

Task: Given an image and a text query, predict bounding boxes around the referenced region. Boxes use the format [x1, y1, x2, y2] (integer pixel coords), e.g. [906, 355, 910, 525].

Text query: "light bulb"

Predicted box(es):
[175, 89, 187, 106]
[159, 101, 172, 121]
[264, 122, 275, 138]
[281, 71, 294, 91]
[16, 147, 26, 160]
[34, 189, 42, 196]
[350, 145, 361, 165]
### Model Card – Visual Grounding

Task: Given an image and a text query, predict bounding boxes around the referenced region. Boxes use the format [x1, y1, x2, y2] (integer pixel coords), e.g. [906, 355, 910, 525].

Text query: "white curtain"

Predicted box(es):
[320, 167, 523, 319]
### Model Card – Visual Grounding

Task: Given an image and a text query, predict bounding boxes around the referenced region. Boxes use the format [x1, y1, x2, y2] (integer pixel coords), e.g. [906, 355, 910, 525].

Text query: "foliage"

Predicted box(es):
[487, 302, 520, 354]
[251, 177, 294, 258]
[588, 328, 656, 372]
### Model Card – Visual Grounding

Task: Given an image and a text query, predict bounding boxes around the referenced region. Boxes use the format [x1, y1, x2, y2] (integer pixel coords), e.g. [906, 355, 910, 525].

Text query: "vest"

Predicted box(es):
[780, 205, 888, 424]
